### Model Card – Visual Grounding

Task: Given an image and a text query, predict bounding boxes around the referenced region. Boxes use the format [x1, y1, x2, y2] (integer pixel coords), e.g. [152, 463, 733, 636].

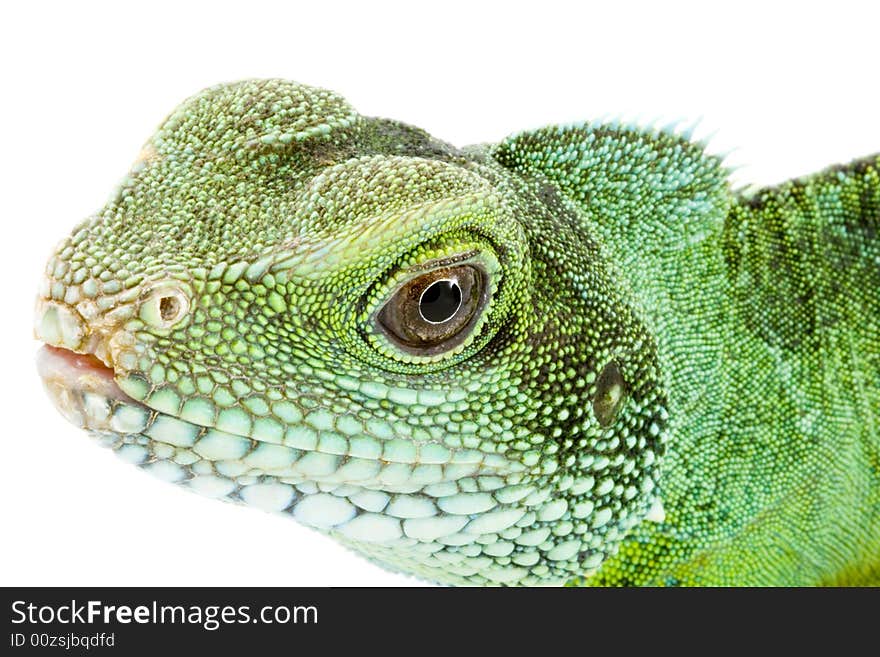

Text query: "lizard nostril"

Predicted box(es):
[139, 283, 191, 329]
[159, 295, 182, 322]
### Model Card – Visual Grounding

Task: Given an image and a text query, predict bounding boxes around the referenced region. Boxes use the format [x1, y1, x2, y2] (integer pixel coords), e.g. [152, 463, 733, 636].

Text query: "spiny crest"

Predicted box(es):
[151, 78, 362, 160]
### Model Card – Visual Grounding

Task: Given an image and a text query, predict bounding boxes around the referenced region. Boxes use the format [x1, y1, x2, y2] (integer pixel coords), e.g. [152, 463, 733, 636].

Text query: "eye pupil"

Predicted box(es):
[419, 279, 462, 324]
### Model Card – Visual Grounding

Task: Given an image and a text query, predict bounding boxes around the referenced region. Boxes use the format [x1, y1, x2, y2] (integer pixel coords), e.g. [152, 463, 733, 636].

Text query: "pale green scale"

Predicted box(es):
[296, 452, 340, 477]
[180, 398, 215, 425]
[216, 407, 252, 435]
[146, 388, 181, 416]
[110, 405, 149, 434]
[145, 415, 199, 447]
[193, 430, 250, 460]
[316, 432, 348, 455]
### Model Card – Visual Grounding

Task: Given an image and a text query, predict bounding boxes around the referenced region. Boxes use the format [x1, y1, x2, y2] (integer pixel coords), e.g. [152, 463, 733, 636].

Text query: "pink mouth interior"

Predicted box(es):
[38, 345, 114, 378]
[36, 345, 130, 401]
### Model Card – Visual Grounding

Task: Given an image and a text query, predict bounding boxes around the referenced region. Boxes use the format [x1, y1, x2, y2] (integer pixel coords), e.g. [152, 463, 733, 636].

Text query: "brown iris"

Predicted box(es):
[377, 265, 486, 355]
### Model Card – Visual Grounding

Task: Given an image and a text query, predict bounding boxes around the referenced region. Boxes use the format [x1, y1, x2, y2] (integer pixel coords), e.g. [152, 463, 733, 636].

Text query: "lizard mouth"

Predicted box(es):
[36, 345, 149, 429]
[38, 345, 122, 392]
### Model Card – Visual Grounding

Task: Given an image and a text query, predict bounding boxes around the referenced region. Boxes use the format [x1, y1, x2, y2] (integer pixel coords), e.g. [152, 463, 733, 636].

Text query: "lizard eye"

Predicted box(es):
[376, 265, 486, 355]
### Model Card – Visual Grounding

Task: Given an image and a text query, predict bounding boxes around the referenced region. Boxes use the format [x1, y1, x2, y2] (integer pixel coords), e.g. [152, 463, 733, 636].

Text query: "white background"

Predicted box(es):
[1, 1, 878, 586]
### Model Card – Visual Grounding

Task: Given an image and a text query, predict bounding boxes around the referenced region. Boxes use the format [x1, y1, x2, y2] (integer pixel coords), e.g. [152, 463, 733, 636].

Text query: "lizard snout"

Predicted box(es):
[34, 298, 86, 353]
[34, 294, 135, 371]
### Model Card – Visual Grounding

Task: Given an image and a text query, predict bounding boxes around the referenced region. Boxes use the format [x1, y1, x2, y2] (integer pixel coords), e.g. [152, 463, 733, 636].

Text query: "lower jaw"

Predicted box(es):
[36, 348, 481, 491]
[34, 345, 580, 586]
[55, 415, 572, 585]
[35, 346, 509, 494]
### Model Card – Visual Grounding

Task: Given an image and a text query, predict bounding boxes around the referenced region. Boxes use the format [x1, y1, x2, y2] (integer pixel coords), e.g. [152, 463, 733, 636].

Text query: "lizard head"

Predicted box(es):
[35, 79, 668, 585]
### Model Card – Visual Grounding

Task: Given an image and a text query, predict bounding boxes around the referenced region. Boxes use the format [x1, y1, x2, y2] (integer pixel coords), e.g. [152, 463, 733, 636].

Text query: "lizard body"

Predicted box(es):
[34, 80, 880, 585]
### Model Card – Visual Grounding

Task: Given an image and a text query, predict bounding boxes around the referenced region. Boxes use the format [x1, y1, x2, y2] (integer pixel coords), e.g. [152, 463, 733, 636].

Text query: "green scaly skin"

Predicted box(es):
[34, 80, 879, 585]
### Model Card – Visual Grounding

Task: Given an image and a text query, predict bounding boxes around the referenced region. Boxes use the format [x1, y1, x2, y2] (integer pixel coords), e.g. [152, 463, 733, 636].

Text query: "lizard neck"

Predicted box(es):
[588, 185, 879, 584]
[490, 128, 878, 582]
[582, 189, 732, 432]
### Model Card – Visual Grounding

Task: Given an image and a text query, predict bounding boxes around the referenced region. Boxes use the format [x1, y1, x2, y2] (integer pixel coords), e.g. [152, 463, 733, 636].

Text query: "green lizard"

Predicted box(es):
[34, 79, 879, 586]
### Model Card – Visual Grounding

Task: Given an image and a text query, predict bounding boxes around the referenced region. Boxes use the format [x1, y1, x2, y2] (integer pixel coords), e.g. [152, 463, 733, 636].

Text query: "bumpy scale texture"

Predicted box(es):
[34, 80, 879, 585]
